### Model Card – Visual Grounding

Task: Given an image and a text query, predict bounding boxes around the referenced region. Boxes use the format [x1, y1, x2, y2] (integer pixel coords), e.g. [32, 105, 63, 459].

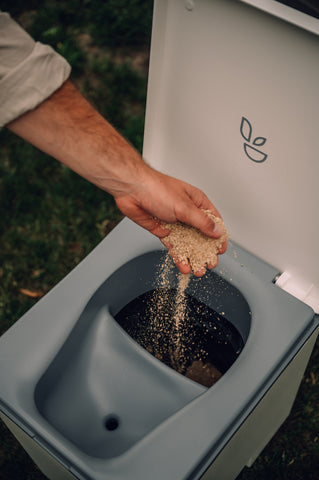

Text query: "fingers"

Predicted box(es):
[184, 207, 224, 238]
[115, 197, 171, 237]
[176, 262, 192, 275]
[185, 183, 221, 218]
[159, 237, 190, 274]
[176, 184, 223, 239]
[218, 240, 228, 255]
[160, 237, 220, 277]
[115, 174, 227, 277]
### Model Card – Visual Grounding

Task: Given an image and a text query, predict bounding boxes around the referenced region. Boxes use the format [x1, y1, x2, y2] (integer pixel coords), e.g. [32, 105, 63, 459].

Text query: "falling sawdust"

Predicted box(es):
[173, 272, 191, 329]
[145, 212, 230, 384]
[169, 272, 191, 372]
[119, 211, 229, 387]
[115, 213, 245, 387]
[146, 251, 222, 387]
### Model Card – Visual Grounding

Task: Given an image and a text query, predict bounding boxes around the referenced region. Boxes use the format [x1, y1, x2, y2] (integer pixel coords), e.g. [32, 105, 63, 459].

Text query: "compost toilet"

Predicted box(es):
[1, 1, 319, 479]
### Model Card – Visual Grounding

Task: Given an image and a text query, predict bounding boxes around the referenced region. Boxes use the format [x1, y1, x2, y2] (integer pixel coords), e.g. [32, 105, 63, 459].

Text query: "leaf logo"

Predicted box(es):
[240, 117, 268, 163]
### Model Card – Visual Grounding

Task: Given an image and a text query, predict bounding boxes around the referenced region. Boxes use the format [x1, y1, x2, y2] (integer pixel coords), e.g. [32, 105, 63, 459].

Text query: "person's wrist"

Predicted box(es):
[101, 154, 151, 199]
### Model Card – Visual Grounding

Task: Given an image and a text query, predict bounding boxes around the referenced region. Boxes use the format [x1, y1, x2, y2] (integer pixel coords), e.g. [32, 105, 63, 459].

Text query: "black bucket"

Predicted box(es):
[115, 287, 244, 387]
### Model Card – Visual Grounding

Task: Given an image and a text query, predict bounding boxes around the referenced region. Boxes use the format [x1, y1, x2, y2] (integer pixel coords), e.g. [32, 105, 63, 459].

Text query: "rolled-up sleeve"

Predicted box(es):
[0, 11, 71, 127]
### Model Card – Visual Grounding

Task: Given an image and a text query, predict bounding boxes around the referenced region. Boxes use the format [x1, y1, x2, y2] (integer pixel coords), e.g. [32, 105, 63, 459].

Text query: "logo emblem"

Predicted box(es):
[240, 117, 268, 163]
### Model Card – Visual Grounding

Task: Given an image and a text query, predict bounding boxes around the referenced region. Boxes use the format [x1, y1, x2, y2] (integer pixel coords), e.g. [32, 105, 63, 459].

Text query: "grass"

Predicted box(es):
[0, 1, 318, 479]
[0, 130, 122, 334]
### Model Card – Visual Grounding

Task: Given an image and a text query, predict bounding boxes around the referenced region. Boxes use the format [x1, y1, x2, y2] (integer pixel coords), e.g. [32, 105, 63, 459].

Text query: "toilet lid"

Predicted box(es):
[143, 0, 319, 311]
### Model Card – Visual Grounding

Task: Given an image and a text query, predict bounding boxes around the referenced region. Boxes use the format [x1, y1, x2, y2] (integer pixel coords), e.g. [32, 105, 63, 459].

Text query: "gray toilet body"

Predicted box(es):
[1, 221, 317, 480]
[1, 1, 319, 479]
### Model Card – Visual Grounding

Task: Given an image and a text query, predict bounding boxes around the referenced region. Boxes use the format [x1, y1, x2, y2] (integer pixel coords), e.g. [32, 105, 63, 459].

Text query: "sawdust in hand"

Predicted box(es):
[162, 210, 228, 275]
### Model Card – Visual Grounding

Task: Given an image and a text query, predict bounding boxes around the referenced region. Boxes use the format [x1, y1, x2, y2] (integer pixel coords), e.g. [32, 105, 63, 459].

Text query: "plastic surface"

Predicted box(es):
[241, 0, 319, 35]
[1, 2, 319, 478]
[0, 219, 316, 480]
[34, 251, 250, 459]
[2, 328, 318, 480]
[35, 304, 204, 459]
[143, 0, 319, 310]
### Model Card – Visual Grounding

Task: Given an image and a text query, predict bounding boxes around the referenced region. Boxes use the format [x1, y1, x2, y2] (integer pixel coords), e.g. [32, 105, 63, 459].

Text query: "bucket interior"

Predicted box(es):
[115, 286, 245, 387]
[34, 250, 251, 458]
[110, 250, 251, 387]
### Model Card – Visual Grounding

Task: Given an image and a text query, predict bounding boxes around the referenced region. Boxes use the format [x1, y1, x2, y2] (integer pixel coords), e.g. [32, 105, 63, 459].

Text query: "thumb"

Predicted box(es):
[180, 207, 224, 238]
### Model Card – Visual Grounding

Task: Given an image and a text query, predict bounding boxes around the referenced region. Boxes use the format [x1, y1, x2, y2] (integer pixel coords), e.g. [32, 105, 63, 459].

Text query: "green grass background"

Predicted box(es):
[0, 1, 318, 479]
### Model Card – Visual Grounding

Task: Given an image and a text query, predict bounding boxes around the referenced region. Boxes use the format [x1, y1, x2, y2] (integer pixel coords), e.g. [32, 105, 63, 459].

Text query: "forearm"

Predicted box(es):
[6, 78, 226, 275]
[3, 16, 225, 276]
[6, 80, 149, 197]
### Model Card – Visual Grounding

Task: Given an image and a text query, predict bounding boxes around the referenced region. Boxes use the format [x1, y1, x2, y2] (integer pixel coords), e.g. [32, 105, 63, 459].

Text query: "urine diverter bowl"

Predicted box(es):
[1, 1, 319, 479]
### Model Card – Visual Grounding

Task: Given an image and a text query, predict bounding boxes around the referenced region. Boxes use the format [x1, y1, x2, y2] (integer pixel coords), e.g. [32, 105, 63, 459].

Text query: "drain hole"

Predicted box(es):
[104, 415, 120, 431]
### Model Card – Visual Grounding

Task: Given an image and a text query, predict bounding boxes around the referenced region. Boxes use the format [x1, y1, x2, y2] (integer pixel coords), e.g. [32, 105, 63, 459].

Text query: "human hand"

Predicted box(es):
[114, 165, 227, 275]
[6, 79, 226, 276]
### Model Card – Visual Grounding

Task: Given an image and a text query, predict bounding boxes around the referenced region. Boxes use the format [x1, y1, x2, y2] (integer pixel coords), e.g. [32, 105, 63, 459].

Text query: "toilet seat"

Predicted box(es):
[0, 218, 316, 479]
[1, 1, 319, 479]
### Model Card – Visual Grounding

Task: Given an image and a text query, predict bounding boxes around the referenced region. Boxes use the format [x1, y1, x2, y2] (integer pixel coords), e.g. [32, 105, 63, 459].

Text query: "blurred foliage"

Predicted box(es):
[0, 0, 152, 307]
[0, 129, 121, 336]
[87, 0, 153, 47]
[0, 0, 45, 16]
[0, 1, 318, 480]
[84, 57, 147, 151]
[27, 2, 86, 73]
[0, 2, 152, 338]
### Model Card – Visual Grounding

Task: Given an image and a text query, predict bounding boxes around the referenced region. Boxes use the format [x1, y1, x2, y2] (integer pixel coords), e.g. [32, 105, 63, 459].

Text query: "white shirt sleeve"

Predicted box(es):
[0, 11, 71, 127]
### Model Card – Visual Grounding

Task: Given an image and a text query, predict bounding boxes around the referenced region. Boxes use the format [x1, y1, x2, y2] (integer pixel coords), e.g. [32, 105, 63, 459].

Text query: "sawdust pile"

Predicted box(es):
[162, 210, 228, 274]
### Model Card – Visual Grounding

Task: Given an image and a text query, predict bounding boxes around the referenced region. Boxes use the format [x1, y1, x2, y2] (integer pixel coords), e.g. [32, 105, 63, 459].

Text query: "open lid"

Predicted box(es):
[143, 0, 319, 312]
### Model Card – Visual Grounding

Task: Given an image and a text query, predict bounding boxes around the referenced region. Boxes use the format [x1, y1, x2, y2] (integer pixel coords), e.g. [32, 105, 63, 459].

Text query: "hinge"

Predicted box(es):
[274, 271, 319, 314]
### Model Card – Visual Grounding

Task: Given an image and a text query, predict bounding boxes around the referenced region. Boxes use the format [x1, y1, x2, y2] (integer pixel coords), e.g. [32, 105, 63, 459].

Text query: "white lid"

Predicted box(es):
[143, 0, 319, 311]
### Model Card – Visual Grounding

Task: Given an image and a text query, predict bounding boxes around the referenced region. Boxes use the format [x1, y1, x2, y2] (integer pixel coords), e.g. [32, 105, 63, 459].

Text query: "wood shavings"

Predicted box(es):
[162, 210, 228, 273]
